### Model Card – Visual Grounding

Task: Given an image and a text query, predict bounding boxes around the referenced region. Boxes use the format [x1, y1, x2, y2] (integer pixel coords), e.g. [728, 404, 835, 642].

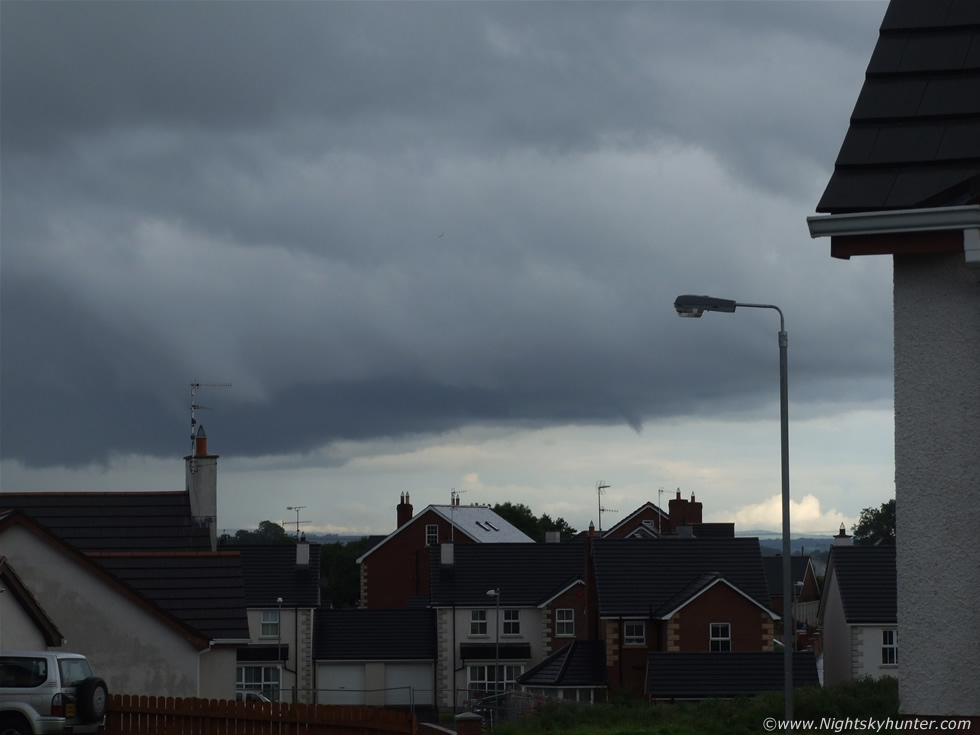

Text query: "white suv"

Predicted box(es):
[0, 652, 107, 735]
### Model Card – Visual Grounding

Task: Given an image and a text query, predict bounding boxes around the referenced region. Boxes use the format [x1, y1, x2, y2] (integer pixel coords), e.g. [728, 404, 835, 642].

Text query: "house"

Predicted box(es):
[817, 545, 897, 686]
[644, 651, 819, 700]
[807, 0, 980, 721]
[224, 540, 322, 704]
[0, 509, 247, 699]
[600, 492, 734, 540]
[762, 555, 821, 647]
[0, 555, 64, 650]
[314, 609, 436, 708]
[588, 536, 779, 696]
[427, 542, 586, 710]
[356, 495, 534, 609]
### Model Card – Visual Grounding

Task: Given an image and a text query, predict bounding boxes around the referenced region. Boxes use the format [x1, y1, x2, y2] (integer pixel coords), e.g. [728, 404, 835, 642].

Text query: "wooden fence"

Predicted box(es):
[105, 694, 417, 735]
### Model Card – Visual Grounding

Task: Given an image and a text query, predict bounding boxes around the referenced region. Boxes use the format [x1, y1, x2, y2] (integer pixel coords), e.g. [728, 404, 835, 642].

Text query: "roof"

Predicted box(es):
[590, 538, 773, 618]
[645, 652, 820, 699]
[90, 551, 250, 641]
[223, 544, 321, 608]
[518, 641, 607, 688]
[817, 0, 980, 214]
[824, 545, 897, 624]
[654, 572, 774, 621]
[0, 555, 64, 647]
[428, 543, 583, 607]
[357, 505, 533, 564]
[762, 556, 814, 599]
[0, 492, 212, 551]
[314, 609, 435, 661]
[603, 502, 669, 537]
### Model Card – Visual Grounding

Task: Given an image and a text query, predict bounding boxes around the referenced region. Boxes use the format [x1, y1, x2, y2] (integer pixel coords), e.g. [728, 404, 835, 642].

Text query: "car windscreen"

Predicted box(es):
[0, 657, 48, 688]
[58, 657, 93, 686]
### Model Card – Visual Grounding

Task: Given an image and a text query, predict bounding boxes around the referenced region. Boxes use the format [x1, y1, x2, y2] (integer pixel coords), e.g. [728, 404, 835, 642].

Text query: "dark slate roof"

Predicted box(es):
[591, 538, 772, 617]
[518, 641, 607, 688]
[91, 551, 250, 641]
[0, 492, 211, 551]
[314, 609, 435, 661]
[817, 0, 980, 213]
[223, 544, 321, 608]
[828, 545, 897, 624]
[762, 556, 813, 599]
[645, 652, 820, 699]
[428, 543, 584, 607]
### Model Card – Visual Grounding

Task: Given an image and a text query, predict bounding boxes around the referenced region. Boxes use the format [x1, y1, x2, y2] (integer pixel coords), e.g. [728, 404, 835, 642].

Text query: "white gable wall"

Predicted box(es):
[0, 524, 224, 697]
[894, 252, 980, 717]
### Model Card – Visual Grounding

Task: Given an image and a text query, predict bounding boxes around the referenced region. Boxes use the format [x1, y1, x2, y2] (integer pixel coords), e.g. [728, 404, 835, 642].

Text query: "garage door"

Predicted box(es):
[317, 664, 365, 705]
[385, 663, 434, 706]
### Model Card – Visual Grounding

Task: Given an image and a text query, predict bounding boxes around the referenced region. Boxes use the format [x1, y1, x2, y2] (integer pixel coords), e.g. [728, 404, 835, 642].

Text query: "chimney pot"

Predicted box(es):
[588, 521, 595, 538]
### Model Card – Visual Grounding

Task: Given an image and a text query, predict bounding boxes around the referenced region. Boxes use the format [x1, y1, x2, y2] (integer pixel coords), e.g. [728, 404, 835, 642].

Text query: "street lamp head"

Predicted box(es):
[673, 294, 737, 317]
[486, 588, 500, 597]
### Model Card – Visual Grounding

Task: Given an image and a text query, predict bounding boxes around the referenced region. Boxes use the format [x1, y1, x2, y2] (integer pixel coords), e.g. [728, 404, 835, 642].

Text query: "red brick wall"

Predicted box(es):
[672, 582, 770, 652]
[544, 582, 588, 653]
[604, 507, 670, 538]
[361, 510, 473, 609]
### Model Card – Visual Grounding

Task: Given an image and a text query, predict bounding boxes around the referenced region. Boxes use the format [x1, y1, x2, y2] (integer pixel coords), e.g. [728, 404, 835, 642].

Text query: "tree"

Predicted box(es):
[230, 520, 295, 545]
[491, 502, 578, 542]
[321, 537, 370, 608]
[852, 499, 896, 546]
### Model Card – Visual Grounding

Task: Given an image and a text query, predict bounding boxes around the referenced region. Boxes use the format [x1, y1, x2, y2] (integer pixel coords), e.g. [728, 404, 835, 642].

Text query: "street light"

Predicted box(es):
[673, 294, 793, 734]
[486, 588, 501, 697]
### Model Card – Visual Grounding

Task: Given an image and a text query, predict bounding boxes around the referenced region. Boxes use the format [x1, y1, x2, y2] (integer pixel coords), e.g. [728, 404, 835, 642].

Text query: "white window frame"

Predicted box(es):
[467, 664, 525, 695]
[503, 609, 520, 636]
[470, 609, 488, 636]
[425, 524, 439, 546]
[881, 629, 897, 666]
[260, 610, 280, 638]
[624, 620, 645, 645]
[710, 622, 731, 652]
[556, 608, 575, 637]
[236, 664, 281, 700]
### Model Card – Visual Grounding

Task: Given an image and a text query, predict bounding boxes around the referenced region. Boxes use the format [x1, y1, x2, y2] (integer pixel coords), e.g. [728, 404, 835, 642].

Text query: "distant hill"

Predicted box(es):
[305, 533, 368, 545]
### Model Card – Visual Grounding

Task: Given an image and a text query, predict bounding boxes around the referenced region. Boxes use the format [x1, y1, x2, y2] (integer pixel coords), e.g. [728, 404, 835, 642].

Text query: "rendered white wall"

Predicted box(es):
[0, 590, 50, 651]
[894, 252, 980, 717]
[0, 524, 228, 698]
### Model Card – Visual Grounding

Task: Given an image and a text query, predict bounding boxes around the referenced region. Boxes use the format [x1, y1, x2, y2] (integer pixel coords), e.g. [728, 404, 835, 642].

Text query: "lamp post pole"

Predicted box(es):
[674, 295, 793, 735]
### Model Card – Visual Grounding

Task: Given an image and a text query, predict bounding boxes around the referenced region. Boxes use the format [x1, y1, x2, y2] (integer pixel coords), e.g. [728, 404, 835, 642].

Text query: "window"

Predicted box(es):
[710, 623, 731, 652]
[467, 664, 524, 695]
[556, 609, 575, 637]
[0, 657, 48, 688]
[882, 629, 897, 665]
[470, 609, 488, 636]
[426, 524, 439, 546]
[261, 610, 280, 638]
[237, 665, 280, 701]
[503, 609, 520, 636]
[624, 621, 645, 645]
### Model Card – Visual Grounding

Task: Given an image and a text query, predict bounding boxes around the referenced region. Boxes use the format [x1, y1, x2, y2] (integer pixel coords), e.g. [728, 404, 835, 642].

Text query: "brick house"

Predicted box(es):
[587, 536, 778, 696]
[356, 495, 533, 609]
[601, 492, 734, 539]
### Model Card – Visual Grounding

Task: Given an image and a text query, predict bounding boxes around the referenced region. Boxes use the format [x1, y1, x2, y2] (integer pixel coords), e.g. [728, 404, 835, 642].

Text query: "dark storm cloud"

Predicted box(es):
[1, 1, 892, 469]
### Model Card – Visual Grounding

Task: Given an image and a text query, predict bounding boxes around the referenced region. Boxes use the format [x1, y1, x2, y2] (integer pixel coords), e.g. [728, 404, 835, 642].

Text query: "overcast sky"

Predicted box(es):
[1, 1, 895, 538]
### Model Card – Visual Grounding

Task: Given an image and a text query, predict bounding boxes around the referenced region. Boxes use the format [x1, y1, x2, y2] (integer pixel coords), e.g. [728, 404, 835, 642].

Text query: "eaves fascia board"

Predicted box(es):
[807, 205, 980, 238]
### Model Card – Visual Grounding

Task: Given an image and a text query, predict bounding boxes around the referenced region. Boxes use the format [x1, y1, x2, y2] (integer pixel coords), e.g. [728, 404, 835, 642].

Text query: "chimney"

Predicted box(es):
[185, 424, 218, 551]
[834, 523, 852, 546]
[296, 533, 310, 566]
[588, 521, 595, 538]
[689, 492, 702, 524]
[396, 492, 413, 528]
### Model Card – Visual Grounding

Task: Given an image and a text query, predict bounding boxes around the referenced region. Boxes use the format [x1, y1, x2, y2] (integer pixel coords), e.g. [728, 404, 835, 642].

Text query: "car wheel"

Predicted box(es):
[0, 714, 31, 735]
[77, 676, 109, 723]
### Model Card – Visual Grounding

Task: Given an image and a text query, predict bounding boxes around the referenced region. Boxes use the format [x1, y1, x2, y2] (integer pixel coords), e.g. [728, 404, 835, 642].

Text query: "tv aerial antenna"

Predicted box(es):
[286, 506, 311, 538]
[596, 481, 616, 533]
[190, 381, 232, 448]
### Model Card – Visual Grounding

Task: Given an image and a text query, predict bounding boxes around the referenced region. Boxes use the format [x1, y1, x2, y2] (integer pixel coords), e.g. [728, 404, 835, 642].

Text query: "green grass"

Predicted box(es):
[492, 677, 899, 735]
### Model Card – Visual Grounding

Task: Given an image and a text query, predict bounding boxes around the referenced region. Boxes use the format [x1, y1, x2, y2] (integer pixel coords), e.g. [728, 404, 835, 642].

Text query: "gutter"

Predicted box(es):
[806, 205, 980, 269]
